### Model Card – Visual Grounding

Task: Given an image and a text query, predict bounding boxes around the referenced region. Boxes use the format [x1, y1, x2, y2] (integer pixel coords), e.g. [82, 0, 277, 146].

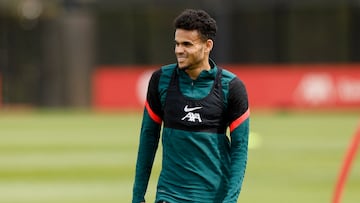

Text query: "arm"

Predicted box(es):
[223, 77, 250, 203]
[132, 70, 163, 203]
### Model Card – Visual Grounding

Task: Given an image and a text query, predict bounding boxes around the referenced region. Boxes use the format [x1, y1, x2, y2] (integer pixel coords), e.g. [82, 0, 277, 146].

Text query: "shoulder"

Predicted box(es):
[220, 68, 237, 81]
[219, 67, 248, 107]
[160, 63, 177, 75]
[220, 68, 249, 118]
[149, 64, 176, 83]
[157, 64, 177, 87]
[148, 64, 177, 97]
[219, 67, 246, 89]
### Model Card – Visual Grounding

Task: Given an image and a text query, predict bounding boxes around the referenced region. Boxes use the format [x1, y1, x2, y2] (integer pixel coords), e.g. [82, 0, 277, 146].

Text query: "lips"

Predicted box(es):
[177, 57, 187, 63]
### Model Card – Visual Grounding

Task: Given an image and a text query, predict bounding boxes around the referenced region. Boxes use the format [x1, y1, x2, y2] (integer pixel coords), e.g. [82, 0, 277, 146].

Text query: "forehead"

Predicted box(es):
[174, 29, 202, 42]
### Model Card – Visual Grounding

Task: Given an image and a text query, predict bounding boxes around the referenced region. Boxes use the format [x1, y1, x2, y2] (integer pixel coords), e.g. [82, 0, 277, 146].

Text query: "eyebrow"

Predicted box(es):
[174, 40, 193, 44]
[174, 38, 203, 44]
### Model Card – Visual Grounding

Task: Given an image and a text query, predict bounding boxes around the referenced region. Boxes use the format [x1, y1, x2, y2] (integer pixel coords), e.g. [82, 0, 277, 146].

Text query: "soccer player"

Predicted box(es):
[132, 9, 250, 203]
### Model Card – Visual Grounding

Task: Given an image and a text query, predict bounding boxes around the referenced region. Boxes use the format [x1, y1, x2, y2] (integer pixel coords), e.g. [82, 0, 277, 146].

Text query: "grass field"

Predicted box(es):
[0, 110, 359, 203]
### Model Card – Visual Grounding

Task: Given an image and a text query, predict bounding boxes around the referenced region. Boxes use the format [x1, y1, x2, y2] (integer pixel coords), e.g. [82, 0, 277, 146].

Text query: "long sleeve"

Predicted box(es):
[132, 70, 163, 203]
[132, 110, 161, 203]
[223, 77, 250, 203]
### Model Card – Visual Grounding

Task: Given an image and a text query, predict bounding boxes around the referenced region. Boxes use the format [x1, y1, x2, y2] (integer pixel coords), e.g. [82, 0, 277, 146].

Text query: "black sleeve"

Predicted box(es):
[227, 77, 249, 122]
[146, 69, 163, 119]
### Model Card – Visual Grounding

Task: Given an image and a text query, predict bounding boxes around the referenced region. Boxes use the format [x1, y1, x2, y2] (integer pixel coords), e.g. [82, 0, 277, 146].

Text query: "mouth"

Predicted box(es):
[177, 58, 185, 63]
[177, 56, 187, 63]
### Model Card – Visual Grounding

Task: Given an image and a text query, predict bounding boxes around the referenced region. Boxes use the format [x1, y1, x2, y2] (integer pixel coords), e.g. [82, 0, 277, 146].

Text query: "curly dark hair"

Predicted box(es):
[174, 9, 217, 41]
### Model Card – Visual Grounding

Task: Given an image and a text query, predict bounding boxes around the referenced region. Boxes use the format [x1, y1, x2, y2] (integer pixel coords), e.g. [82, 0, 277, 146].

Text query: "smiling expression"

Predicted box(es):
[174, 29, 213, 73]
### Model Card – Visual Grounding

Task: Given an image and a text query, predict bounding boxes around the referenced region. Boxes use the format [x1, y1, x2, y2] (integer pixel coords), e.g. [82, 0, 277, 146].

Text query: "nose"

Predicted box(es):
[175, 44, 184, 54]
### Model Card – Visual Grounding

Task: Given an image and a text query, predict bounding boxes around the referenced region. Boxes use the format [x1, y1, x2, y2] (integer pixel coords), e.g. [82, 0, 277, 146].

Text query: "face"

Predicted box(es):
[174, 29, 213, 70]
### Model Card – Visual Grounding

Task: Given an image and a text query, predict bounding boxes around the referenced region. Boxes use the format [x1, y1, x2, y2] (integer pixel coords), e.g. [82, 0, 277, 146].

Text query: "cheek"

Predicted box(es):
[196, 48, 206, 58]
[191, 46, 204, 56]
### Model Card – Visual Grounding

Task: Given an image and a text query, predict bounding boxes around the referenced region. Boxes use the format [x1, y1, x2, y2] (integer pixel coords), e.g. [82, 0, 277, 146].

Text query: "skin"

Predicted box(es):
[174, 29, 214, 80]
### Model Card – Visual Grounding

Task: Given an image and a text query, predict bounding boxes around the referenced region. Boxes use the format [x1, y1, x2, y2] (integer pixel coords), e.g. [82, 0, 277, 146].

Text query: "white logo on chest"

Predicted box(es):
[182, 105, 203, 122]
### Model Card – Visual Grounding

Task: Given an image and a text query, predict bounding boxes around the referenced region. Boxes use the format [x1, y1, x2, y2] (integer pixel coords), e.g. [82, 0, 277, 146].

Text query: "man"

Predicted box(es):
[132, 9, 250, 203]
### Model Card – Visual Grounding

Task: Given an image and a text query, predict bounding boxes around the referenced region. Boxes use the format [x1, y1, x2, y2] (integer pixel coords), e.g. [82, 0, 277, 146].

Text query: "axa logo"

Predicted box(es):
[181, 105, 203, 122]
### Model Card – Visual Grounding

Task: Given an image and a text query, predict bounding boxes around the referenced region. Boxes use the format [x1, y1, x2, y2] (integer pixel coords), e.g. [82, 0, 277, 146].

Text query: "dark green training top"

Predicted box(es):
[133, 60, 250, 203]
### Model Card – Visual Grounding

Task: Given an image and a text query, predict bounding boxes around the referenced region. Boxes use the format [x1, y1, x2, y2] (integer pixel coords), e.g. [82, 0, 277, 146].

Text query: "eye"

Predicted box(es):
[174, 41, 193, 47]
[183, 42, 192, 47]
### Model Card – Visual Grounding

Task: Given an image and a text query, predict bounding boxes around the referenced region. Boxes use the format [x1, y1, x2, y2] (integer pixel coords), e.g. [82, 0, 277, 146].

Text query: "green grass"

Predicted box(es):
[0, 110, 359, 203]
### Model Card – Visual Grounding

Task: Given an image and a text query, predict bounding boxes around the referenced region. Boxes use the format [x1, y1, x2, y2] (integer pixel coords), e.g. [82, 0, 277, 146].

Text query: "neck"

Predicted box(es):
[185, 61, 211, 80]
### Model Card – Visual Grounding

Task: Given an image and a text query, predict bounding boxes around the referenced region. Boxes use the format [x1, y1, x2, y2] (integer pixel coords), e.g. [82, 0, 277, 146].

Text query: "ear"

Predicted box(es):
[205, 39, 213, 53]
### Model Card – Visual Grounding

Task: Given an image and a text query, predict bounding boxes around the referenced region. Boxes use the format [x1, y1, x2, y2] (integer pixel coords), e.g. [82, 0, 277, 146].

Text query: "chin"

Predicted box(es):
[177, 63, 188, 69]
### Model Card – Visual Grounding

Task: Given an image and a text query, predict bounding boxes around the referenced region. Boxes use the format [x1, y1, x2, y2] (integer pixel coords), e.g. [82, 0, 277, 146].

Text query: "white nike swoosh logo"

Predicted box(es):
[184, 105, 203, 112]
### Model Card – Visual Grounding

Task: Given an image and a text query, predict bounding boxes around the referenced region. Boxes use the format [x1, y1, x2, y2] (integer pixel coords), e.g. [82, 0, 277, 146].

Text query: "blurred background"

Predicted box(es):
[0, 0, 360, 203]
[1, 0, 360, 109]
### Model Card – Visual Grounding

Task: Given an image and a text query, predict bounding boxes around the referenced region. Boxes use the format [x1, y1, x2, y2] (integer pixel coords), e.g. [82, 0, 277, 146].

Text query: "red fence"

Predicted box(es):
[93, 64, 360, 110]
